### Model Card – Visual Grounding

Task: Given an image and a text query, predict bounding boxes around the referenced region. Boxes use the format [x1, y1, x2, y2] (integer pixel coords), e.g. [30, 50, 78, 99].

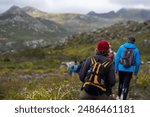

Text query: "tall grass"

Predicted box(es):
[0, 72, 81, 100]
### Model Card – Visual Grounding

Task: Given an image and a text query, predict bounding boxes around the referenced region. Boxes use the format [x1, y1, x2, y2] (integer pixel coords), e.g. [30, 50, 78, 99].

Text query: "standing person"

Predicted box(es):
[78, 40, 116, 100]
[115, 36, 140, 100]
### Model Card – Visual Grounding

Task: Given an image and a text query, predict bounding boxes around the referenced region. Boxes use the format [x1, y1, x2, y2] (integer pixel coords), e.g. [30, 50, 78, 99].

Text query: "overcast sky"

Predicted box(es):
[0, 0, 150, 14]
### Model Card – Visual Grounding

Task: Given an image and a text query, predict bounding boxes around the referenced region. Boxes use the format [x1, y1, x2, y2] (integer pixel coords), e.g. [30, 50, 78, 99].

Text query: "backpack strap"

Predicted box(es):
[102, 61, 111, 68]
[89, 57, 97, 81]
[91, 57, 112, 69]
[91, 57, 96, 64]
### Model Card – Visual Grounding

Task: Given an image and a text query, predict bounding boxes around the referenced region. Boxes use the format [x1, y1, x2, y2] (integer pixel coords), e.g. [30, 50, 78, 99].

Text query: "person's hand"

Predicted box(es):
[115, 70, 118, 74]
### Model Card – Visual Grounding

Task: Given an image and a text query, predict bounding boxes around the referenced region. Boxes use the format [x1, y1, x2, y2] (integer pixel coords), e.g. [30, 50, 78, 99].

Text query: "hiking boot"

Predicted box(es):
[116, 96, 120, 100]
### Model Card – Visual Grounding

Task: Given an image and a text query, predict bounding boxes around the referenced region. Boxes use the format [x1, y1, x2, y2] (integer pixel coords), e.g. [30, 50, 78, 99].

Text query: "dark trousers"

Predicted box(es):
[80, 90, 110, 100]
[118, 71, 133, 100]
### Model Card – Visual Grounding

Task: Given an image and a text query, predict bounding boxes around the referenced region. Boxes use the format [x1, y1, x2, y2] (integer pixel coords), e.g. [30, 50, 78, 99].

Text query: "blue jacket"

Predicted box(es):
[115, 42, 140, 73]
[68, 64, 79, 73]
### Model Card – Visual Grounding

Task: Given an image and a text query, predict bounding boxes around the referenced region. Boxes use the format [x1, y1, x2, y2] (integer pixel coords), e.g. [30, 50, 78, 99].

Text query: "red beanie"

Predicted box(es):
[97, 40, 110, 51]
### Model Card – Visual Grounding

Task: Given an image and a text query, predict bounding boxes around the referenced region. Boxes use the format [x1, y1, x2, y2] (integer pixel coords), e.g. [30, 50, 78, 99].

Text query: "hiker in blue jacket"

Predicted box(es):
[115, 36, 140, 100]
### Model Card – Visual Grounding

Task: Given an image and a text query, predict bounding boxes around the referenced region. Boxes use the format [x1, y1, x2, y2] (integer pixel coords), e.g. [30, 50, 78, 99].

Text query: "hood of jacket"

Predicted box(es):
[123, 42, 137, 49]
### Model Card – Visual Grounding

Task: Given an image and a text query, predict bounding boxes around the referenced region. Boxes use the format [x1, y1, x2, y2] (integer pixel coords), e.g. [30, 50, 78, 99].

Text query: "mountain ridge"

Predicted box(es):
[0, 6, 150, 53]
[87, 8, 150, 20]
[0, 6, 69, 53]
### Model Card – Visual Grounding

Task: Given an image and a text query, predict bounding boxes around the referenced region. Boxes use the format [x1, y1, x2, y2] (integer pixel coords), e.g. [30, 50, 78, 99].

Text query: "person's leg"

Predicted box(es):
[80, 90, 96, 100]
[118, 71, 125, 98]
[80, 89, 109, 100]
[96, 94, 109, 100]
[122, 72, 132, 100]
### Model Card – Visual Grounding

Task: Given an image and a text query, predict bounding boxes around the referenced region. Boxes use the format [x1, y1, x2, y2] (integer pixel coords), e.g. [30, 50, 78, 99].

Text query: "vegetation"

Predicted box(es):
[0, 72, 81, 100]
[0, 20, 150, 100]
[0, 43, 150, 100]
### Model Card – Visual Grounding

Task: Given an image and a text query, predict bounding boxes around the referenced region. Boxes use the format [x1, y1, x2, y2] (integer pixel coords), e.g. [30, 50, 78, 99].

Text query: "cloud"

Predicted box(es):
[0, 0, 150, 13]
[0, 0, 119, 13]
[43, 0, 119, 13]
[109, 0, 150, 7]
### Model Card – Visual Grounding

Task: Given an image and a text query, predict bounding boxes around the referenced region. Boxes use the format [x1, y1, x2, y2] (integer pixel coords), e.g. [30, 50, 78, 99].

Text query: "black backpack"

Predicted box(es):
[121, 48, 134, 68]
[82, 57, 111, 96]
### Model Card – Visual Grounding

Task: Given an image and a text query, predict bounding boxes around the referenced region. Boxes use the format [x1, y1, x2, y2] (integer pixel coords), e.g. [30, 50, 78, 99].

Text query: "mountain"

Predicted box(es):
[22, 6, 115, 33]
[0, 5, 67, 35]
[22, 7, 150, 33]
[0, 6, 68, 52]
[87, 8, 150, 21]
[22, 6, 49, 17]
[116, 8, 150, 20]
[1, 6, 150, 53]
[87, 11, 116, 18]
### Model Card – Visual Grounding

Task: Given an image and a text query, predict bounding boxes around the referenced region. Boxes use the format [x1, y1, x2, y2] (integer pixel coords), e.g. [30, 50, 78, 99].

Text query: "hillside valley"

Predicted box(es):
[1, 6, 150, 53]
[0, 6, 150, 100]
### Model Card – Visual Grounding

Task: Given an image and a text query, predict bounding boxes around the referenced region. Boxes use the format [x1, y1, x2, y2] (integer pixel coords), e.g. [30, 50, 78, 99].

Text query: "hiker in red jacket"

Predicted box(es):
[78, 40, 116, 100]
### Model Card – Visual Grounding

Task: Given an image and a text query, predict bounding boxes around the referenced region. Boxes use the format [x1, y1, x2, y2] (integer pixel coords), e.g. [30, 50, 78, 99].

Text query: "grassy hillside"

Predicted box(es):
[0, 45, 149, 100]
[66, 21, 150, 61]
[0, 21, 150, 100]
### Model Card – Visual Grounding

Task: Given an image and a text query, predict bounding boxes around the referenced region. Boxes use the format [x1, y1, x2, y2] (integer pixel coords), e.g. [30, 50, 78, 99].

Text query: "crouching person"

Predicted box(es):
[78, 40, 116, 100]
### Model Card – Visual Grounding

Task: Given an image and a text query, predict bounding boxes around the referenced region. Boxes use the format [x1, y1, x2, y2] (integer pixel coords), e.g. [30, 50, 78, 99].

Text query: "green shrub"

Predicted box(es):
[18, 62, 33, 69]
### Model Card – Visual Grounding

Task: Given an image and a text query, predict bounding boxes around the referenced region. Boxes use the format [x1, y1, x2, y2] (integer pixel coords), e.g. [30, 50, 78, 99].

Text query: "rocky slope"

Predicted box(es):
[0, 6, 68, 53]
